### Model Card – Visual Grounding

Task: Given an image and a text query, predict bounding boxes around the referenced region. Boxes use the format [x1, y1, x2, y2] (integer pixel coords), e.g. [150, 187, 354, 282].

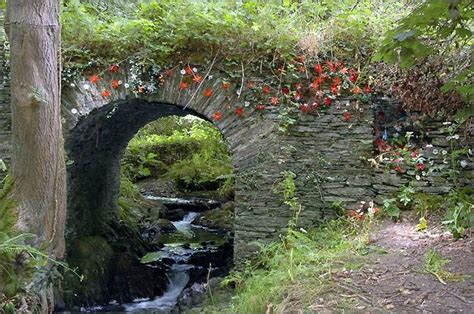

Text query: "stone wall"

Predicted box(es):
[0, 55, 472, 265]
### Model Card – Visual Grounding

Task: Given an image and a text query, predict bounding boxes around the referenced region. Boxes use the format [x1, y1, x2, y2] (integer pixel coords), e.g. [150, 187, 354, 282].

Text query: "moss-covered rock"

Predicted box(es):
[197, 202, 234, 231]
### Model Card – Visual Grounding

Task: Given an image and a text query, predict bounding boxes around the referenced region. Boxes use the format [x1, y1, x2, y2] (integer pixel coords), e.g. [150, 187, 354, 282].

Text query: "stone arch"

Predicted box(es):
[62, 68, 281, 262]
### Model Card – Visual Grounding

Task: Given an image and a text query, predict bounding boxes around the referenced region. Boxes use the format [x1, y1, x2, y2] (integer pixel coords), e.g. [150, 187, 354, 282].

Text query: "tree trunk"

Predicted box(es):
[5, 0, 66, 259]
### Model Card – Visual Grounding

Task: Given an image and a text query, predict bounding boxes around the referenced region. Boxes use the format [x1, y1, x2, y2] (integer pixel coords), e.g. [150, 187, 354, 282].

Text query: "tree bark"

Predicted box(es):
[5, 0, 66, 259]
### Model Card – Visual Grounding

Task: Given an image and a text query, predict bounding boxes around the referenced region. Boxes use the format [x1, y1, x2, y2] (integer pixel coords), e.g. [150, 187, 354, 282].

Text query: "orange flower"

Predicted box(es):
[342, 111, 351, 122]
[213, 111, 222, 121]
[193, 75, 203, 84]
[185, 66, 193, 75]
[332, 76, 342, 87]
[247, 80, 255, 89]
[112, 79, 120, 89]
[314, 63, 324, 74]
[102, 90, 111, 97]
[235, 106, 244, 117]
[179, 82, 189, 90]
[222, 81, 230, 90]
[353, 86, 362, 94]
[270, 97, 280, 105]
[204, 88, 213, 97]
[298, 66, 306, 73]
[340, 67, 348, 75]
[89, 75, 100, 84]
[262, 85, 271, 94]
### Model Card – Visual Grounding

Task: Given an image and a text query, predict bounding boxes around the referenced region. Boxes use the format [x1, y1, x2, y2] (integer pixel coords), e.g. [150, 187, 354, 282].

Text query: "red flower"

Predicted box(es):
[298, 66, 307, 73]
[109, 64, 119, 73]
[299, 103, 310, 113]
[193, 75, 203, 85]
[314, 63, 324, 74]
[326, 61, 337, 72]
[332, 76, 342, 87]
[295, 83, 302, 90]
[247, 80, 255, 89]
[222, 82, 230, 90]
[364, 83, 373, 94]
[311, 102, 320, 110]
[165, 69, 173, 77]
[295, 55, 305, 63]
[256, 104, 266, 111]
[353, 86, 362, 94]
[324, 98, 332, 106]
[416, 163, 426, 171]
[394, 165, 403, 173]
[349, 69, 358, 83]
[102, 90, 111, 98]
[343, 111, 351, 122]
[340, 67, 348, 75]
[348, 210, 358, 217]
[89, 75, 100, 84]
[235, 106, 244, 117]
[281, 86, 290, 95]
[185, 66, 193, 75]
[410, 151, 418, 158]
[270, 97, 280, 105]
[204, 88, 213, 97]
[330, 85, 339, 95]
[309, 81, 320, 91]
[213, 111, 222, 121]
[293, 92, 302, 101]
[262, 85, 271, 94]
[112, 79, 120, 89]
[179, 82, 189, 90]
[315, 76, 324, 85]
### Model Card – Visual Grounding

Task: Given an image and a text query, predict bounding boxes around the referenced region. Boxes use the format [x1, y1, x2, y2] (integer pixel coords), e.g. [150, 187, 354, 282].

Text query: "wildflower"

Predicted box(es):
[102, 90, 111, 98]
[314, 63, 324, 74]
[349, 69, 358, 83]
[342, 111, 351, 122]
[460, 160, 468, 168]
[70, 83, 76, 88]
[235, 106, 244, 117]
[298, 66, 307, 73]
[270, 97, 280, 105]
[83, 84, 91, 90]
[112, 79, 120, 89]
[192, 67, 198, 73]
[324, 98, 332, 106]
[410, 151, 418, 158]
[124, 83, 130, 89]
[332, 76, 342, 87]
[262, 85, 271, 94]
[416, 163, 425, 171]
[340, 67, 348, 74]
[165, 69, 173, 77]
[442, 150, 448, 155]
[331, 85, 339, 95]
[353, 86, 362, 94]
[89, 75, 100, 84]
[213, 111, 222, 121]
[185, 66, 193, 75]
[193, 75, 203, 84]
[326, 61, 337, 72]
[71, 108, 78, 114]
[222, 81, 230, 90]
[415, 174, 421, 181]
[247, 80, 255, 89]
[394, 165, 403, 173]
[281, 86, 290, 95]
[180, 69, 186, 75]
[204, 88, 213, 97]
[256, 104, 266, 111]
[109, 64, 120, 73]
[179, 82, 189, 90]
[293, 92, 302, 101]
[299, 103, 310, 113]
[364, 84, 372, 94]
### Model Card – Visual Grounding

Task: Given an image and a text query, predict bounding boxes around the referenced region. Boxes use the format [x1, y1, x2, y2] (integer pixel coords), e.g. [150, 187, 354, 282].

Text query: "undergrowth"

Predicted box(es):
[121, 116, 233, 193]
[215, 218, 369, 313]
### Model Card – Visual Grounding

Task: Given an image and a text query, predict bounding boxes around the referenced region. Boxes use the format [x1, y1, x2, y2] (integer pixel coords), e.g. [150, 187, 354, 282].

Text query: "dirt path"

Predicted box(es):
[326, 214, 474, 313]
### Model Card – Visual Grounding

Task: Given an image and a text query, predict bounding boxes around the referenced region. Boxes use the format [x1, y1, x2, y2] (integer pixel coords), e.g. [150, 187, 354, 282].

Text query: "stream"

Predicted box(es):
[80, 195, 233, 313]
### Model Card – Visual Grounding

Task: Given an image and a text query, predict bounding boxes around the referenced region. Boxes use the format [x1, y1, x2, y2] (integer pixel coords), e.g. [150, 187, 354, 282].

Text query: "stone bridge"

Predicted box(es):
[1, 59, 471, 264]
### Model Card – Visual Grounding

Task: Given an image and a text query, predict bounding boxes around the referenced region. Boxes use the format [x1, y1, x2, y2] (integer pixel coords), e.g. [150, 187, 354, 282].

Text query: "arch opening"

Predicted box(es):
[64, 99, 234, 309]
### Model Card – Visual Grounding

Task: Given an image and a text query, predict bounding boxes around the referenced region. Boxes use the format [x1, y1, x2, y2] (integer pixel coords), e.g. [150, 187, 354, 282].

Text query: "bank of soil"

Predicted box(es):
[312, 213, 473, 312]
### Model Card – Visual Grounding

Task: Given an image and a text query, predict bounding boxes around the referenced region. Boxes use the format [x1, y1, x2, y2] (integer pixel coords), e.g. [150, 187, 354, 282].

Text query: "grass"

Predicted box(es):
[424, 248, 465, 284]
[207, 218, 374, 313]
